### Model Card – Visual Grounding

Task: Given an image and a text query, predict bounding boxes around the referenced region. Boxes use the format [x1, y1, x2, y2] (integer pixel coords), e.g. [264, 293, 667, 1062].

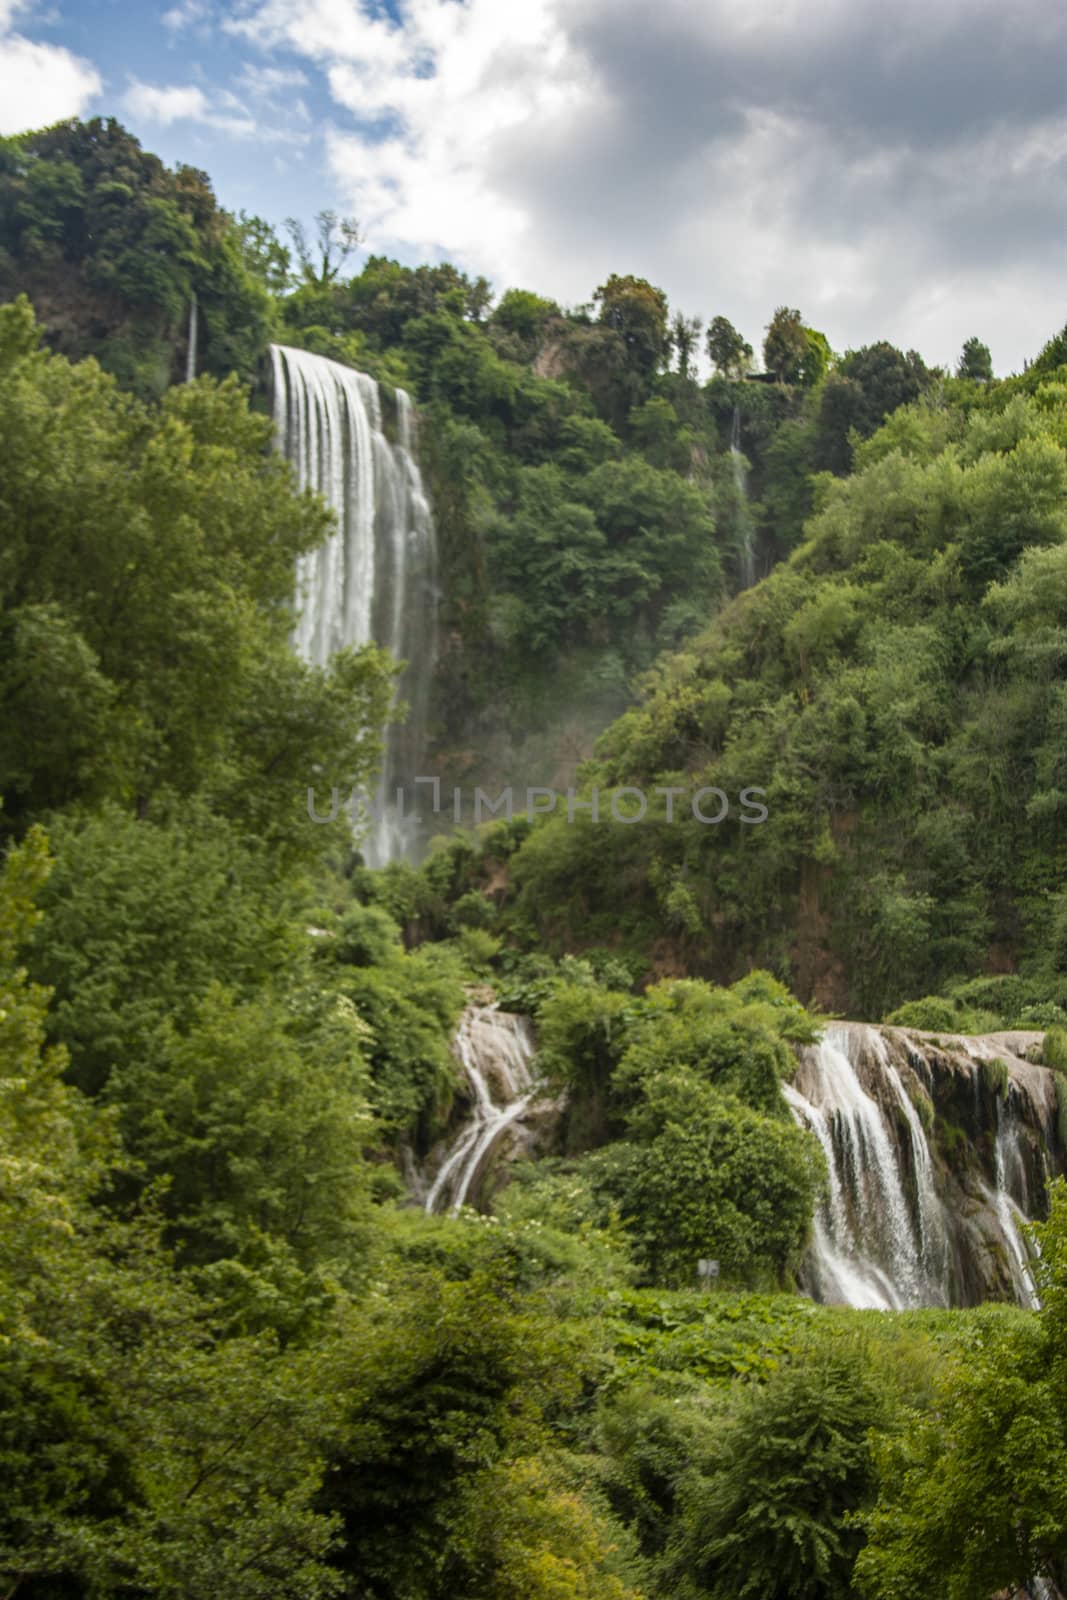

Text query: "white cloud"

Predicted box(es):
[122, 78, 257, 135]
[0, 18, 101, 134]
[225, 0, 1065, 371]
[235, 61, 309, 95]
[162, 0, 210, 33]
[121, 73, 313, 147]
[231, 59, 312, 132]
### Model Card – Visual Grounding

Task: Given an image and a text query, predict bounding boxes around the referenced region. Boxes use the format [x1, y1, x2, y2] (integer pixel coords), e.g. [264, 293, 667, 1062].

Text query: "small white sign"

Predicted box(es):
[697, 1258, 720, 1278]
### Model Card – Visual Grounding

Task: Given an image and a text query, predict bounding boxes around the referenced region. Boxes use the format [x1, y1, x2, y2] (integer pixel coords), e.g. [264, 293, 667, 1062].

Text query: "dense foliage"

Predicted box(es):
[499, 373, 1067, 1015]
[3, 114, 1067, 1599]
[0, 118, 273, 396]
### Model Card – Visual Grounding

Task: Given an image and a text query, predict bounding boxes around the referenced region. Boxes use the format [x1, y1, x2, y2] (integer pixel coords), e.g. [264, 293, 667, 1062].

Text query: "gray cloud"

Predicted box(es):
[243, 0, 1065, 371]
[480, 0, 1066, 368]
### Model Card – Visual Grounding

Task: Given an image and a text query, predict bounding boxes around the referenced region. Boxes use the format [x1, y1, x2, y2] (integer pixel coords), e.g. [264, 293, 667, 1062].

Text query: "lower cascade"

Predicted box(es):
[425, 1012, 1062, 1311]
[270, 343, 437, 866]
[422, 1005, 554, 1216]
[786, 1022, 1060, 1310]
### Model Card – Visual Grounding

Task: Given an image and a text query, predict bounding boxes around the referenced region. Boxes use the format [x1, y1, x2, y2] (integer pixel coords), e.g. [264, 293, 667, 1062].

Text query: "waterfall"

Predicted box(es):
[783, 1081, 904, 1309]
[991, 1095, 1042, 1308]
[787, 1027, 938, 1308]
[185, 293, 198, 384]
[270, 343, 437, 866]
[787, 1023, 1058, 1310]
[730, 404, 756, 590]
[416, 1008, 1061, 1306]
[424, 1005, 545, 1215]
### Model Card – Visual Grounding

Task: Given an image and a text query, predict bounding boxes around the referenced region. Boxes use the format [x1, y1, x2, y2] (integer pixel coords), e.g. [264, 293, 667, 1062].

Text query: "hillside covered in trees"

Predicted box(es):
[2, 116, 1067, 1600]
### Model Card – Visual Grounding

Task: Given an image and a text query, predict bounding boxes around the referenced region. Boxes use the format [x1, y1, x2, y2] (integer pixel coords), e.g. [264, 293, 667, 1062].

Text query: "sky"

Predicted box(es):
[0, 0, 1063, 375]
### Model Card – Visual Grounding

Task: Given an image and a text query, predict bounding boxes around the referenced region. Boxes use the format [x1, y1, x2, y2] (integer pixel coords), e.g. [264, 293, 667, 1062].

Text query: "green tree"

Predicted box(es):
[815, 344, 930, 474]
[957, 335, 994, 382]
[316, 1270, 614, 1599]
[671, 311, 703, 379]
[855, 1181, 1067, 1598]
[116, 983, 377, 1283]
[0, 828, 344, 1599]
[594, 273, 670, 385]
[285, 209, 361, 287]
[674, 1346, 884, 1599]
[764, 306, 811, 384]
[706, 314, 753, 379]
[598, 1073, 823, 1285]
[0, 118, 273, 392]
[234, 208, 293, 293]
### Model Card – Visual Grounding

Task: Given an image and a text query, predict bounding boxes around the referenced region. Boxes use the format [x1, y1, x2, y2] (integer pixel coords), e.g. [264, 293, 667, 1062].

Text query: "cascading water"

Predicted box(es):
[185, 293, 198, 384]
[416, 1007, 1061, 1309]
[270, 344, 437, 865]
[992, 1095, 1042, 1309]
[787, 1023, 1060, 1310]
[730, 404, 756, 590]
[424, 1005, 546, 1216]
[786, 1027, 939, 1309]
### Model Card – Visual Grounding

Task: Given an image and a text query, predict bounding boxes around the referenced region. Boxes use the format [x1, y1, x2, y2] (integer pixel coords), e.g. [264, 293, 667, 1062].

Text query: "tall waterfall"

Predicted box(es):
[270, 344, 437, 865]
[787, 1023, 1059, 1309]
[185, 293, 198, 384]
[730, 404, 756, 590]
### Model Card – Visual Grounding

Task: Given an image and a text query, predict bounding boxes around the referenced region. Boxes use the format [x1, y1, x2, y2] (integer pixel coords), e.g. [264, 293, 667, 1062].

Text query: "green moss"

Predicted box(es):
[980, 1057, 1010, 1100]
[1043, 1026, 1067, 1074]
[910, 1088, 935, 1133]
[935, 1118, 969, 1167]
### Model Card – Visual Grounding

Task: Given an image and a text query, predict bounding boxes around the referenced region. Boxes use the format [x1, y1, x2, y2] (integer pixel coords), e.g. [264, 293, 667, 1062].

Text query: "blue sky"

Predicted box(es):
[1, 0, 1064, 374]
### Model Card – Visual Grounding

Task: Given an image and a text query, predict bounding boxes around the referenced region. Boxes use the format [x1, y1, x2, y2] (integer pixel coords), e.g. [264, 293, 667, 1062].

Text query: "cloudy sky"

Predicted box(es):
[1, 0, 1063, 373]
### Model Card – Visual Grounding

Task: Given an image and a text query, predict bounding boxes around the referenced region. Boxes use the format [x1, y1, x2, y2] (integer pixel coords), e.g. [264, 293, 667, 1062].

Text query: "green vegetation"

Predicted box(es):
[0, 119, 272, 396]
[2, 115, 1067, 1598]
[487, 370, 1067, 1016]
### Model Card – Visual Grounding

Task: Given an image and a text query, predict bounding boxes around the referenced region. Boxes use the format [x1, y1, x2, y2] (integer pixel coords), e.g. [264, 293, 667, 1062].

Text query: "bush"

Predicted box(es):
[1043, 1026, 1067, 1074]
[672, 1342, 883, 1600]
[588, 1075, 824, 1288]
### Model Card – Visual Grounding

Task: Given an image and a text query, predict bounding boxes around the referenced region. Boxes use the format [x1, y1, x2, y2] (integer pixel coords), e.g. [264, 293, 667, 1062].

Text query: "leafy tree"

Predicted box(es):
[801, 326, 833, 387]
[589, 1073, 822, 1286]
[594, 273, 670, 385]
[335, 941, 466, 1134]
[614, 975, 816, 1117]
[115, 983, 377, 1282]
[315, 1270, 613, 1599]
[855, 1181, 1067, 1598]
[629, 396, 695, 473]
[285, 209, 361, 287]
[764, 307, 811, 384]
[706, 314, 753, 379]
[670, 311, 703, 379]
[673, 1345, 884, 1599]
[234, 208, 293, 293]
[815, 343, 930, 473]
[761, 413, 819, 548]
[763, 307, 830, 387]
[957, 334, 994, 382]
[0, 118, 273, 391]
[28, 804, 299, 1097]
[1032, 320, 1067, 375]
[0, 828, 344, 1599]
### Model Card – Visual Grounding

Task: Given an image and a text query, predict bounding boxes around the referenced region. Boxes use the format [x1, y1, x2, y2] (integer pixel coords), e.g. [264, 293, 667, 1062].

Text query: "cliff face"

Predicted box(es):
[789, 1024, 1063, 1308]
